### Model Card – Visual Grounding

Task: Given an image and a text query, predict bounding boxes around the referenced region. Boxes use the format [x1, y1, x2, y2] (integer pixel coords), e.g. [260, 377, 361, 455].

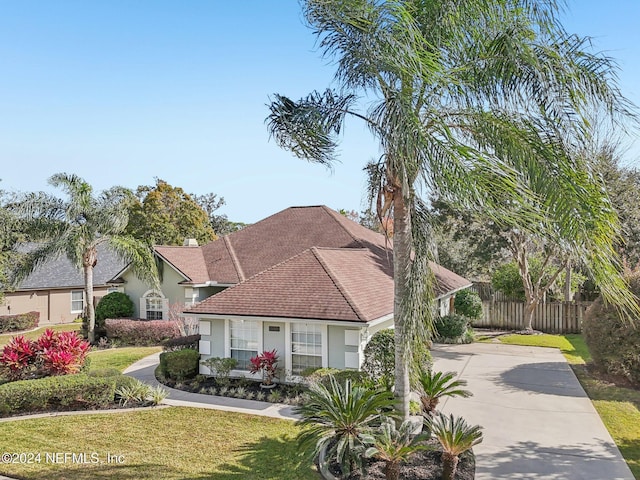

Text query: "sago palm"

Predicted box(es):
[363, 416, 428, 480]
[295, 375, 396, 477]
[9, 173, 158, 343]
[427, 413, 483, 480]
[267, 0, 638, 420]
[417, 370, 472, 417]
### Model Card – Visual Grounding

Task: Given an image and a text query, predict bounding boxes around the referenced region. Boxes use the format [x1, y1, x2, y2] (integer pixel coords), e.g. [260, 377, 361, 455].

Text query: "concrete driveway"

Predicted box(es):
[432, 342, 634, 480]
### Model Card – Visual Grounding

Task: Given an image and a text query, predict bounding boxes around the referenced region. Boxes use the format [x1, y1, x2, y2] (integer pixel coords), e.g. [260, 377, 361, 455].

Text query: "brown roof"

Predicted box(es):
[200, 206, 389, 284]
[155, 206, 471, 319]
[431, 262, 473, 298]
[154, 246, 209, 285]
[185, 247, 394, 322]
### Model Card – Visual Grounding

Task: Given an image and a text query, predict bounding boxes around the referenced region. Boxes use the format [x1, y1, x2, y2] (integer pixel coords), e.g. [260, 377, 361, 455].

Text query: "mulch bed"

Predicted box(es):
[330, 439, 475, 480]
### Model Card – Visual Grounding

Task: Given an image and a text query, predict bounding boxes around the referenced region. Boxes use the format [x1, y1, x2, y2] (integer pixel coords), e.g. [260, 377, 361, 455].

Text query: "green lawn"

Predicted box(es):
[494, 333, 591, 364]
[0, 407, 314, 480]
[87, 346, 161, 372]
[0, 323, 81, 347]
[493, 333, 640, 478]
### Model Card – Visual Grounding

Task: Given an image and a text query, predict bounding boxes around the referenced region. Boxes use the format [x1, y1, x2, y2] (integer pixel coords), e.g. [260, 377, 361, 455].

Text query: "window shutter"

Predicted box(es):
[139, 298, 146, 320]
[162, 299, 169, 320]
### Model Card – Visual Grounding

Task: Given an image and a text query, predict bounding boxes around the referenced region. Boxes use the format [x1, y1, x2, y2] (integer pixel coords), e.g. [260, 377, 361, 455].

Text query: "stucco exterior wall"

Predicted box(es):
[327, 325, 363, 370]
[122, 262, 190, 318]
[0, 286, 112, 324]
[197, 316, 375, 377]
[198, 318, 225, 374]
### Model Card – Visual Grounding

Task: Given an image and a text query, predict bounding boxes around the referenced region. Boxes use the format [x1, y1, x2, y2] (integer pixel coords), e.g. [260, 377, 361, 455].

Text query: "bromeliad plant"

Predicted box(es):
[249, 349, 279, 386]
[0, 329, 90, 380]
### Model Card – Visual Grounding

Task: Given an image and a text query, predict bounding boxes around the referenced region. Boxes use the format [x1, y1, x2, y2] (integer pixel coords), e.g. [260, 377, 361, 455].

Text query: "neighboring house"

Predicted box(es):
[0, 244, 126, 324]
[117, 205, 471, 378]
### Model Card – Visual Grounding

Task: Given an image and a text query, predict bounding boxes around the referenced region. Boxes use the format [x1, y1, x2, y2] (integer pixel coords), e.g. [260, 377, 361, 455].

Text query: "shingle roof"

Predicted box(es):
[185, 247, 394, 322]
[154, 245, 209, 284]
[160, 206, 471, 321]
[199, 206, 389, 283]
[16, 243, 127, 290]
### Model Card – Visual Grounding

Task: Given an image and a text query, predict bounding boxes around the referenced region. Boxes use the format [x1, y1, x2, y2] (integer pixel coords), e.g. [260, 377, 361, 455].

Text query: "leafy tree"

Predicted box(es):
[126, 179, 216, 245]
[431, 197, 511, 281]
[593, 145, 640, 265]
[267, 0, 635, 419]
[0, 193, 22, 305]
[9, 173, 158, 343]
[192, 192, 247, 236]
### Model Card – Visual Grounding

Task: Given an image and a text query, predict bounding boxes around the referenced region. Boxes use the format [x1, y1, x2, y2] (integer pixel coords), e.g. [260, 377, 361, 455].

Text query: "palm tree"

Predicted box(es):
[267, 0, 637, 419]
[363, 416, 428, 480]
[427, 413, 483, 480]
[295, 375, 396, 477]
[10, 173, 158, 343]
[417, 370, 472, 417]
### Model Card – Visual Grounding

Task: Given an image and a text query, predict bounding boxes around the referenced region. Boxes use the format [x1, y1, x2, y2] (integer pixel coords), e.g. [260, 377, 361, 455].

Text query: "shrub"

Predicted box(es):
[162, 334, 201, 352]
[94, 292, 135, 338]
[249, 349, 279, 385]
[583, 272, 640, 385]
[361, 328, 432, 390]
[362, 329, 395, 390]
[454, 289, 483, 320]
[0, 311, 39, 334]
[105, 319, 181, 346]
[435, 314, 471, 342]
[115, 379, 167, 407]
[160, 349, 200, 381]
[0, 374, 116, 416]
[0, 329, 90, 380]
[200, 357, 237, 386]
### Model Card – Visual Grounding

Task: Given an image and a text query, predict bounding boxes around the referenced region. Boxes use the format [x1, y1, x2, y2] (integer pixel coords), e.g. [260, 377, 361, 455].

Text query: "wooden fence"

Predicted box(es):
[472, 300, 592, 334]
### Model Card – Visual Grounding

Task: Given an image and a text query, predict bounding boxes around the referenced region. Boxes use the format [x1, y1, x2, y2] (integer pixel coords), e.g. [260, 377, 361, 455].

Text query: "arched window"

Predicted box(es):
[141, 290, 168, 320]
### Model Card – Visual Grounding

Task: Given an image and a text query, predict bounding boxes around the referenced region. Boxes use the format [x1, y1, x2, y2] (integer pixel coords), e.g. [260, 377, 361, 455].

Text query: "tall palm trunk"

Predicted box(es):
[83, 248, 97, 343]
[393, 192, 412, 420]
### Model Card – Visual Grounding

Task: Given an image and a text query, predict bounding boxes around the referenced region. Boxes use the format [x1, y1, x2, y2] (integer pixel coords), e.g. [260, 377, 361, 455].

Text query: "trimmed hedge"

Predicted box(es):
[0, 311, 40, 334]
[105, 319, 181, 346]
[92, 292, 135, 338]
[0, 374, 116, 417]
[435, 314, 470, 340]
[162, 334, 201, 352]
[159, 348, 200, 381]
[583, 272, 640, 386]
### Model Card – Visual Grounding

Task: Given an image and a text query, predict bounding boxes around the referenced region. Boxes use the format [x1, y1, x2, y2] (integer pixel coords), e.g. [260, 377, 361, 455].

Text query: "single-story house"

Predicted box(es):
[117, 205, 470, 378]
[0, 244, 126, 324]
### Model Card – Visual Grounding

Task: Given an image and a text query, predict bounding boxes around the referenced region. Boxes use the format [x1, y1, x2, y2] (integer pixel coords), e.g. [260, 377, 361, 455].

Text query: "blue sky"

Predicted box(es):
[1, 1, 639, 223]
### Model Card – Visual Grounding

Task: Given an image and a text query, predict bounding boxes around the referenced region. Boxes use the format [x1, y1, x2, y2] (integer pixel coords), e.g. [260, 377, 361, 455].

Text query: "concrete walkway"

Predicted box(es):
[123, 352, 298, 420]
[432, 342, 634, 480]
[123, 344, 635, 480]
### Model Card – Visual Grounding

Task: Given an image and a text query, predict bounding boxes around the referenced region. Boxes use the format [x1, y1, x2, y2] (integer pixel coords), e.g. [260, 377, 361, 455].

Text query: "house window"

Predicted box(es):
[291, 323, 322, 375]
[145, 292, 164, 320]
[230, 320, 258, 370]
[71, 290, 84, 314]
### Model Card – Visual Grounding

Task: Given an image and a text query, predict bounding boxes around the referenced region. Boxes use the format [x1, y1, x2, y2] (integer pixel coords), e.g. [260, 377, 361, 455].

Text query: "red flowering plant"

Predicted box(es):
[249, 349, 279, 386]
[0, 329, 90, 380]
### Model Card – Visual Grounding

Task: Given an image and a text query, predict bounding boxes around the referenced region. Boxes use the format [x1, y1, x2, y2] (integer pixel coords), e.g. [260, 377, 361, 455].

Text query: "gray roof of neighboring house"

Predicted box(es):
[15, 243, 127, 291]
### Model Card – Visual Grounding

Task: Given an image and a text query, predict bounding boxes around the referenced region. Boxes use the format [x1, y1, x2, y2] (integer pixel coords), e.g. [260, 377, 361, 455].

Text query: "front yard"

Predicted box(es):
[488, 333, 640, 478]
[0, 407, 314, 480]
